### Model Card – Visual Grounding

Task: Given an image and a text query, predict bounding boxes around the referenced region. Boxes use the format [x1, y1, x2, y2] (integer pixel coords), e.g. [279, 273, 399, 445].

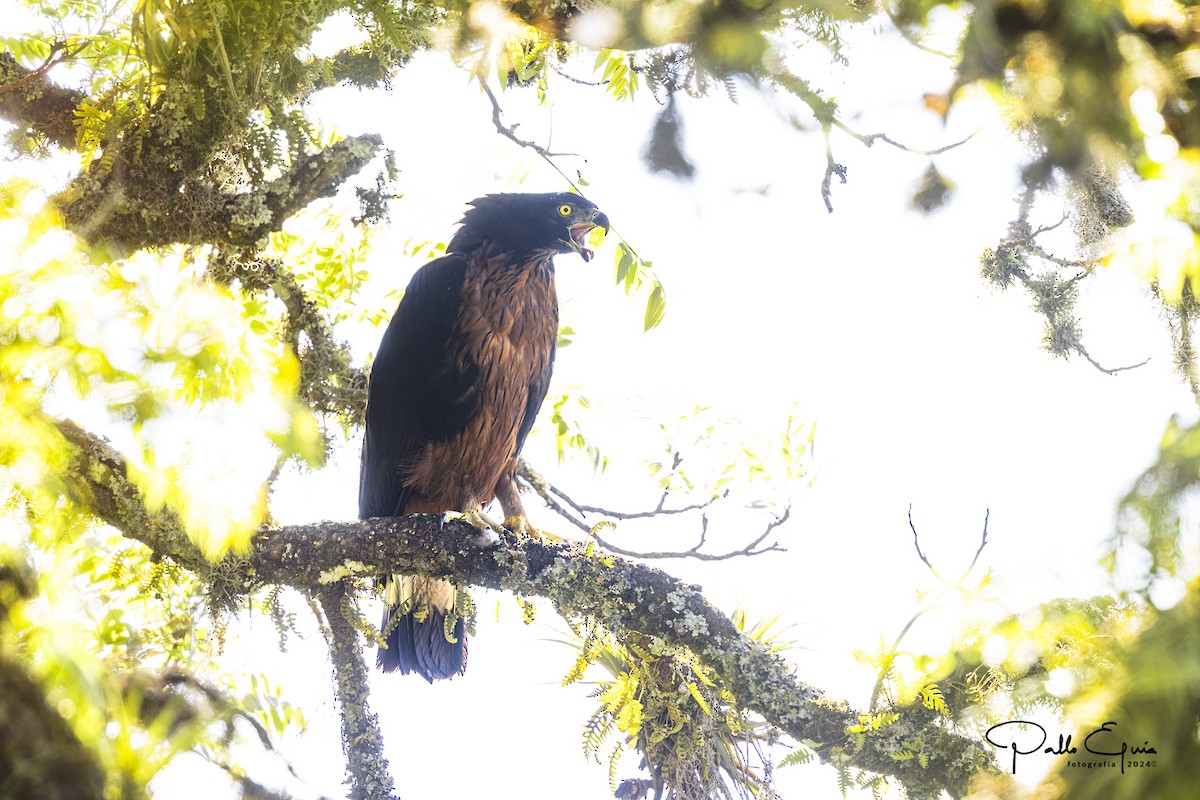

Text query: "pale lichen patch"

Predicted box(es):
[318, 560, 371, 584]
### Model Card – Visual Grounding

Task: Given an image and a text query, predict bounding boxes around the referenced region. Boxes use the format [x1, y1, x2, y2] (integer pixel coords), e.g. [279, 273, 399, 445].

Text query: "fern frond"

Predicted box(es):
[581, 706, 615, 761]
[917, 683, 948, 716]
[777, 746, 815, 769]
[686, 682, 712, 715]
[607, 741, 625, 792]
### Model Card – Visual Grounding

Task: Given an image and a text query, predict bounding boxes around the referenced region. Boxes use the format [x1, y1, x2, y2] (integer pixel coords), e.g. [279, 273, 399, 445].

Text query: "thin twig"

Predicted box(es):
[908, 503, 939, 580]
[518, 460, 723, 523]
[550, 64, 607, 86]
[820, 123, 847, 213]
[480, 79, 576, 159]
[1005, 221, 1151, 375]
[1074, 344, 1151, 375]
[1024, 241, 1090, 268]
[476, 73, 660, 287]
[1031, 214, 1070, 238]
[832, 119, 978, 157]
[516, 460, 788, 560]
[959, 509, 990, 583]
[874, 507, 993, 709]
[591, 507, 790, 561]
[569, 493, 725, 522]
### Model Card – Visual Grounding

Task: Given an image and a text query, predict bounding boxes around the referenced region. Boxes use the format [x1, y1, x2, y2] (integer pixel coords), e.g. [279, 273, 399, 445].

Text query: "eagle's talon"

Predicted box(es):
[503, 515, 564, 544]
[441, 510, 503, 547]
[503, 515, 531, 538]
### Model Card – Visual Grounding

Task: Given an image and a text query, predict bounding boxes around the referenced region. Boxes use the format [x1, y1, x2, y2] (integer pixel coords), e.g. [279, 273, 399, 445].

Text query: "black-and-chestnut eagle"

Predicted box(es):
[359, 192, 609, 681]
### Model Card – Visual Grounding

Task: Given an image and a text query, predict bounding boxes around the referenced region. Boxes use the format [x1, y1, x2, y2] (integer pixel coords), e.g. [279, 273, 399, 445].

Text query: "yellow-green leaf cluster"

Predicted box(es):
[561, 610, 790, 799]
[614, 242, 666, 332]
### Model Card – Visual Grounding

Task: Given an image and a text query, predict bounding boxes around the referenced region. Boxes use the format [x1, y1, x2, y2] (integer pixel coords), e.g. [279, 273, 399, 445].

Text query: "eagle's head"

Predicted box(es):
[447, 192, 611, 262]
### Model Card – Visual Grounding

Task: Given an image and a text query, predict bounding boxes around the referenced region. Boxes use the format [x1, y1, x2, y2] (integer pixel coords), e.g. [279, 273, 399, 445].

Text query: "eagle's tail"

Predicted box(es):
[377, 575, 467, 681]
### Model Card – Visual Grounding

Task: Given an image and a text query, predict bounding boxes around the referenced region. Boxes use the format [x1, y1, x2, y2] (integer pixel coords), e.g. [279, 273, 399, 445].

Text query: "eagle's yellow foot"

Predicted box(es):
[504, 515, 564, 544]
[441, 509, 504, 546]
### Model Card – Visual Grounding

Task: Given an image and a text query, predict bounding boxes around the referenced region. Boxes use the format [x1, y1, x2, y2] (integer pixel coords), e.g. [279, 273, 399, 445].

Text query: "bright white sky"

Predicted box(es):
[7, 5, 1195, 799]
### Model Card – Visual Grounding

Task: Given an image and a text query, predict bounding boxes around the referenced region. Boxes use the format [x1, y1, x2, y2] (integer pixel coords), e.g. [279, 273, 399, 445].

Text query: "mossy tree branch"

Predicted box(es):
[0, 49, 83, 149]
[55, 417, 1004, 799]
[2, 44, 384, 253]
[316, 583, 396, 800]
[56, 131, 385, 252]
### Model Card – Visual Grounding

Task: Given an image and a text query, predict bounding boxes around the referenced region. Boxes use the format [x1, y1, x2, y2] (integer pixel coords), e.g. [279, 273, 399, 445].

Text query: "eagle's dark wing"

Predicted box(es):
[358, 253, 480, 520]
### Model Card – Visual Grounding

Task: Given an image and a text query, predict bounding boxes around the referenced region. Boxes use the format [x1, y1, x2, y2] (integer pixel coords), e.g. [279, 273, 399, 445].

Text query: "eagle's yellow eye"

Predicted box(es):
[558, 204, 573, 217]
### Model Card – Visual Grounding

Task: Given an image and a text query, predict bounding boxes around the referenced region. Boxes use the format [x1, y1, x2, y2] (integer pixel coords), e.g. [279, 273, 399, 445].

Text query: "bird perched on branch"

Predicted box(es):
[360, 192, 609, 681]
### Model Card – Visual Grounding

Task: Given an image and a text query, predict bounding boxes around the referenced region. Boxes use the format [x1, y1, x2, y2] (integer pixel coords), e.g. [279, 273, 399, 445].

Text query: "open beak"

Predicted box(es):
[568, 211, 610, 262]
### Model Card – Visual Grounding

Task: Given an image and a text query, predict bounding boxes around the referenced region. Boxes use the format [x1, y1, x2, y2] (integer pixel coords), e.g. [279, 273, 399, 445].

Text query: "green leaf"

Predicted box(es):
[615, 243, 634, 286]
[644, 282, 667, 331]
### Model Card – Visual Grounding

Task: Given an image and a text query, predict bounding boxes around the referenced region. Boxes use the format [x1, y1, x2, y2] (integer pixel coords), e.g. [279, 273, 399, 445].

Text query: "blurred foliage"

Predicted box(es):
[880, 579, 1200, 800]
[536, 399, 811, 560]
[0, 175, 318, 795]
[1114, 413, 1200, 593]
[911, 0, 1200, 379]
[900, 587, 1200, 800]
[1049, 579, 1200, 800]
[644, 403, 814, 515]
[0, 179, 321, 556]
[917, 597, 1142, 725]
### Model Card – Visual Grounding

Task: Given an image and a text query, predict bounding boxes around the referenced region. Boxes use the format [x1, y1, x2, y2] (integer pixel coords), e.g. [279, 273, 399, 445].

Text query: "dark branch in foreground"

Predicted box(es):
[0, 561, 106, 800]
[0, 652, 106, 800]
[56, 418, 1002, 800]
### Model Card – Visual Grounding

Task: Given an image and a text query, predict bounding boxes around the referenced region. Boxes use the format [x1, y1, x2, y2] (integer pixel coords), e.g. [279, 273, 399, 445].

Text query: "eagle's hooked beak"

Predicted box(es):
[568, 210, 610, 263]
